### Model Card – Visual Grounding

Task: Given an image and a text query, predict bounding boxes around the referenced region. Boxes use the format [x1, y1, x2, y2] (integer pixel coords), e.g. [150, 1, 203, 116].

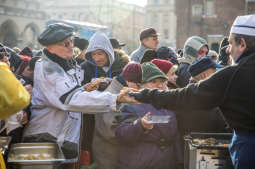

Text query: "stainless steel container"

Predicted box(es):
[184, 132, 234, 169]
[0, 136, 12, 155]
[8, 143, 65, 169]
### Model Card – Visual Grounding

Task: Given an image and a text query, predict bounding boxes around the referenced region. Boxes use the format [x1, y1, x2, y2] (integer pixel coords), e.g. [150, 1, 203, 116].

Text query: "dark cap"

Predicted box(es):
[188, 57, 218, 77]
[140, 28, 159, 41]
[74, 37, 89, 51]
[38, 23, 75, 46]
[19, 46, 33, 57]
[110, 38, 126, 49]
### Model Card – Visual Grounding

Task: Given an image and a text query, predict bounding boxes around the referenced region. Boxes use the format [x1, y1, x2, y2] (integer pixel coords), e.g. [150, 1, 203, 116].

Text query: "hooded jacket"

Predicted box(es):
[176, 36, 208, 87]
[81, 32, 128, 84]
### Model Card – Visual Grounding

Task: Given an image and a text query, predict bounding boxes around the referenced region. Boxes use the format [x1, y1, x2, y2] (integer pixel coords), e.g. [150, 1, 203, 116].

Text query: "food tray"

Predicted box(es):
[184, 132, 232, 149]
[8, 143, 65, 165]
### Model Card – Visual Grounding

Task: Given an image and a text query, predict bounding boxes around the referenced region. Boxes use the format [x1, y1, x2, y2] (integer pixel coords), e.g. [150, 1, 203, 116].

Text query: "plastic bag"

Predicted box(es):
[0, 62, 30, 119]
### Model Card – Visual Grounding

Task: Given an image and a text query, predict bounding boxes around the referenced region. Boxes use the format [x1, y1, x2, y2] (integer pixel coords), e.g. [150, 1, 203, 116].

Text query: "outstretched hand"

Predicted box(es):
[117, 87, 142, 104]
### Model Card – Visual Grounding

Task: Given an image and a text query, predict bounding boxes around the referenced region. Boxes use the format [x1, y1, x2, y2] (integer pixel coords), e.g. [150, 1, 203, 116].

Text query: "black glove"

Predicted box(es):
[129, 88, 152, 104]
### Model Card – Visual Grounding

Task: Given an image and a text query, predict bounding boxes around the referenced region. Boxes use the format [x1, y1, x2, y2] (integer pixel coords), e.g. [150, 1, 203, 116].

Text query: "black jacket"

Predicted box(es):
[130, 51, 255, 132]
[175, 62, 191, 88]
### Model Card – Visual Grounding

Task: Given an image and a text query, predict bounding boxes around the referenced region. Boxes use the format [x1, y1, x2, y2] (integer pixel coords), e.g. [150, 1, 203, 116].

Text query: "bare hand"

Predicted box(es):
[141, 112, 153, 130]
[84, 82, 99, 92]
[117, 87, 141, 104]
[24, 84, 32, 97]
[16, 111, 28, 125]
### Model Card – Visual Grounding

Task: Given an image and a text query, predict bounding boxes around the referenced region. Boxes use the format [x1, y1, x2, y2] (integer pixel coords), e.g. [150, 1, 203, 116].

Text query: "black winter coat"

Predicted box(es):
[175, 62, 191, 88]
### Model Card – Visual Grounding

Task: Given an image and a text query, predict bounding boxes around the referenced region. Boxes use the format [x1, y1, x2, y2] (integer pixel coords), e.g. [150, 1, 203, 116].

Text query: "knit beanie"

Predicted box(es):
[188, 57, 218, 77]
[141, 62, 168, 83]
[140, 49, 158, 64]
[151, 59, 173, 74]
[183, 36, 208, 59]
[121, 62, 142, 83]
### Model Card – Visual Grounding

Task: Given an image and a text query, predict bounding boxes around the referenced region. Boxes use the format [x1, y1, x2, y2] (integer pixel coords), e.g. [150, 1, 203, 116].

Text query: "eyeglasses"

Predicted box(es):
[57, 37, 74, 47]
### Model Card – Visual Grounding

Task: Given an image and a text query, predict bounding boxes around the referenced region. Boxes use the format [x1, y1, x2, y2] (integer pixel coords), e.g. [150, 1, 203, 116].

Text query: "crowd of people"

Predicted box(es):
[0, 14, 254, 169]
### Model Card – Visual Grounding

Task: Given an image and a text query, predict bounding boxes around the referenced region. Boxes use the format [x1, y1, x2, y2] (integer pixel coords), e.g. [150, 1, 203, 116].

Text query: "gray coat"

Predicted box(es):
[92, 77, 124, 169]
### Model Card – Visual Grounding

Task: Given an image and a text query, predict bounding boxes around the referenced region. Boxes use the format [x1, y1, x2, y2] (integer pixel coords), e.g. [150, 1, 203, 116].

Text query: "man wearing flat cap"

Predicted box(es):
[130, 28, 159, 62]
[22, 23, 118, 164]
[119, 15, 255, 169]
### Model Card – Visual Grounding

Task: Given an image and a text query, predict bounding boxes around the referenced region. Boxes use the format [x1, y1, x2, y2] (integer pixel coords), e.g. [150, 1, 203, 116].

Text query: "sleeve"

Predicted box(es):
[115, 105, 146, 143]
[176, 65, 191, 88]
[33, 62, 117, 113]
[130, 66, 235, 111]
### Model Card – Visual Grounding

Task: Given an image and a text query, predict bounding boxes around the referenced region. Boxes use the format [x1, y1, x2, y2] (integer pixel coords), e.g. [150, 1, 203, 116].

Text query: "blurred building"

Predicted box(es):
[42, 0, 146, 54]
[175, 0, 248, 52]
[145, 0, 177, 49]
[0, 0, 47, 49]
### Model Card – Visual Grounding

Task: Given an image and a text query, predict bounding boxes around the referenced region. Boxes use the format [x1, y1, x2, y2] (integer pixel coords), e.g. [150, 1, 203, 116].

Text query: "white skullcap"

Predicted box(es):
[230, 15, 255, 36]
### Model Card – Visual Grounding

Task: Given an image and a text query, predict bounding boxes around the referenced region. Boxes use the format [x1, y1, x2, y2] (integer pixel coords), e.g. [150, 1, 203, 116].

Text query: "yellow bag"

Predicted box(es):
[0, 62, 30, 119]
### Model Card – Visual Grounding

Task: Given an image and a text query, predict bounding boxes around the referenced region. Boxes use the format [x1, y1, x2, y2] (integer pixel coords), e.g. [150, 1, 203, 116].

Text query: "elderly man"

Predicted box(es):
[22, 23, 117, 163]
[119, 15, 255, 169]
[130, 28, 159, 62]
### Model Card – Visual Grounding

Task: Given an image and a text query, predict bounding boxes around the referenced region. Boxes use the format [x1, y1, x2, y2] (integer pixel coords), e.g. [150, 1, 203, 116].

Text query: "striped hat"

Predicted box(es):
[183, 36, 208, 59]
[230, 15, 255, 36]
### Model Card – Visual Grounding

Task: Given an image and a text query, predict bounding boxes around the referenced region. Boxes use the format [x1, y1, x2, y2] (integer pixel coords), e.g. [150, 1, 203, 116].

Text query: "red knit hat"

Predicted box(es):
[151, 59, 173, 74]
[121, 62, 142, 83]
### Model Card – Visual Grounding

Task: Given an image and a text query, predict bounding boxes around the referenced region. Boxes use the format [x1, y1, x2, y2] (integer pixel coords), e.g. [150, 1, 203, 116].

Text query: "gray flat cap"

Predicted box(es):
[38, 23, 75, 46]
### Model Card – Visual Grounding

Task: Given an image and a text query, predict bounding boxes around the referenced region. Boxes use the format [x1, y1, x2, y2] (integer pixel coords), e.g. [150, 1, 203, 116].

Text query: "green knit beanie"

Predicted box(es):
[141, 62, 168, 83]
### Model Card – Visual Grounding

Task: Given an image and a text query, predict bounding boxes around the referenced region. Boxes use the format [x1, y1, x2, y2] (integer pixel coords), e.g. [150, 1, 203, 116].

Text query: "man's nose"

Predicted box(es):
[226, 45, 230, 54]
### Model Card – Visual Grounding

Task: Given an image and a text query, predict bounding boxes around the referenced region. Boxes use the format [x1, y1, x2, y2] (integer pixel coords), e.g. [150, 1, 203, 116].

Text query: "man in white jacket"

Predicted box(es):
[22, 23, 117, 162]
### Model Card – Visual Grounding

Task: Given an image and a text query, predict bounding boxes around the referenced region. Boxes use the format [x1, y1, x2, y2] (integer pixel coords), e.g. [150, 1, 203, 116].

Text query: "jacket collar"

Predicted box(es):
[236, 50, 255, 63]
[43, 48, 72, 72]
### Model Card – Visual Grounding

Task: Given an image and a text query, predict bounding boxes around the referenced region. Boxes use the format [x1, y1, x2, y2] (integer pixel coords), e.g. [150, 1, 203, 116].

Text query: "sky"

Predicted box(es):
[118, 0, 147, 7]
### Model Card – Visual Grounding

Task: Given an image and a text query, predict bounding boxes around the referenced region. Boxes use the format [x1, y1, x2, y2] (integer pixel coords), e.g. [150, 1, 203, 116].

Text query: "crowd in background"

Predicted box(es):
[0, 14, 248, 169]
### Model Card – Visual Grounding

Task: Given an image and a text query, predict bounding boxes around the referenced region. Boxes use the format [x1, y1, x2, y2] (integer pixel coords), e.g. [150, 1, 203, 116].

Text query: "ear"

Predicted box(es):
[240, 38, 247, 52]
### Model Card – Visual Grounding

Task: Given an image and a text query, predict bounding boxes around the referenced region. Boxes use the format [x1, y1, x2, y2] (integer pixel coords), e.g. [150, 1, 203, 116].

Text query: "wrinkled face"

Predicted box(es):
[22, 66, 33, 79]
[91, 49, 108, 67]
[47, 36, 74, 60]
[126, 81, 141, 90]
[142, 78, 167, 90]
[226, 34, 245, 61]
[166, 69, 178, 86]
[142, 36, 159, 50]
[197, 45, 208, 59]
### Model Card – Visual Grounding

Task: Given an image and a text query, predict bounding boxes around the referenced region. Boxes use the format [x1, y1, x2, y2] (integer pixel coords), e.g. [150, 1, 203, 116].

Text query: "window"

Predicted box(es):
[205, 0, 215, 16]
[192, 4, 203, 16]
[154, 0, 158, 4]
[164, 29, 169, 39]
[164, 0, 169, 4]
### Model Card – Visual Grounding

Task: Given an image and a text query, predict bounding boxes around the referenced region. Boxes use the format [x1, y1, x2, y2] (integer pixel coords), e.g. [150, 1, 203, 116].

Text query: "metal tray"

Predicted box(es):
[0, 136, 12, 154]
[184, 132, 232, 149]
[8, 143, 65, 165]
